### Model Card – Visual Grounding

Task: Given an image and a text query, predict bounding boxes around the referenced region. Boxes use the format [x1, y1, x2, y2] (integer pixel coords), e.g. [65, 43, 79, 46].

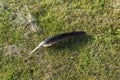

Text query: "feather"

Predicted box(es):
[29, 31, 87, 54]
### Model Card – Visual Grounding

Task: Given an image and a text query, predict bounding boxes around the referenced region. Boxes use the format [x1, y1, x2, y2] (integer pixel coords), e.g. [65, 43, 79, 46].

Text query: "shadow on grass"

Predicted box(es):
[46, 35, 94, 52]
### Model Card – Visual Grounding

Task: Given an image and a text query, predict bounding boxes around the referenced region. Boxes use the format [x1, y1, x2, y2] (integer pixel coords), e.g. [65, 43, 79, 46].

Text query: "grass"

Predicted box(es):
[0, 0, 120, 80]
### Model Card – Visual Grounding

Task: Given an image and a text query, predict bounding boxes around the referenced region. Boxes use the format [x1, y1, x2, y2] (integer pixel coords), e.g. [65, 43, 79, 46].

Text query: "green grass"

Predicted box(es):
[0, 0, 120, 80]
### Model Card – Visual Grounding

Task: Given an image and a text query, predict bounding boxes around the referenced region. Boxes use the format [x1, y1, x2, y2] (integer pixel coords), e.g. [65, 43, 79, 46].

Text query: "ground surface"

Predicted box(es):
[0, 0, 120, 80]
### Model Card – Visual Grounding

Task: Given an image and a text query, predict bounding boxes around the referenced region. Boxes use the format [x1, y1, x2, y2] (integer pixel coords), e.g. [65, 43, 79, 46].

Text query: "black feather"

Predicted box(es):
[29, 31, 87, 54]
[43, 31, 87, 46]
